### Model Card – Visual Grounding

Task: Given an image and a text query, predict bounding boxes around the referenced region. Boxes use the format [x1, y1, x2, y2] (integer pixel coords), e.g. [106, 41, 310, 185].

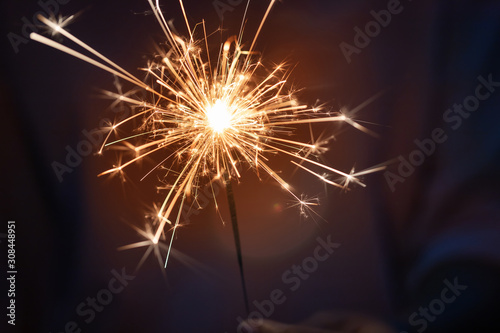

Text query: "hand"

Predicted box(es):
[247, 319, 336, 333]
[246, 311, 398, 333]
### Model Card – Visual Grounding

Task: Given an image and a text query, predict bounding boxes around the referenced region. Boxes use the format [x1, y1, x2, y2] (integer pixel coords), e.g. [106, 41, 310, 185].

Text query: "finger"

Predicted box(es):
[300, 311, 397, 333]
[301, 311, 363, 330]
[250, 319, 340, 333]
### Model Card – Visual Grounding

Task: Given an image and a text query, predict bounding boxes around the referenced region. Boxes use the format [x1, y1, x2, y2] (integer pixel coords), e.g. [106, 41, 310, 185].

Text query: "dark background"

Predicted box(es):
[1, 0, 500, 332]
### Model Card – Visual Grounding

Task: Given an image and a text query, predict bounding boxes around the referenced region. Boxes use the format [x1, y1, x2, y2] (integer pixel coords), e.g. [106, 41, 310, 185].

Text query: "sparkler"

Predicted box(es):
[31, 0, 385, 314]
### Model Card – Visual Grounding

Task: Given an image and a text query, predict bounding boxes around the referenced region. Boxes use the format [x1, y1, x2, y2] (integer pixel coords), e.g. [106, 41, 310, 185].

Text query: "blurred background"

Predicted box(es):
[1, 0, 500, 332]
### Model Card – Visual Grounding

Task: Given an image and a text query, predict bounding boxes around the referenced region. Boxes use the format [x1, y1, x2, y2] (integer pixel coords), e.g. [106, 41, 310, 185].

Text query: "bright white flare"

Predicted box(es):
[206, 100, 232, 134]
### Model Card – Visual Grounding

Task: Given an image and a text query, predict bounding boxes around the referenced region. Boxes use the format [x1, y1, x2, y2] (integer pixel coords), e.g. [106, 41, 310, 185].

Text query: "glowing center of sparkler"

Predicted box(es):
[206, 100, 231, 134]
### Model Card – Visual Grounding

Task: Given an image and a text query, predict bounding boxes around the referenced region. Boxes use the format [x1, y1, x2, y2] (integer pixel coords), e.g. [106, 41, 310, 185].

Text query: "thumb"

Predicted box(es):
[248, 319, 339, 333]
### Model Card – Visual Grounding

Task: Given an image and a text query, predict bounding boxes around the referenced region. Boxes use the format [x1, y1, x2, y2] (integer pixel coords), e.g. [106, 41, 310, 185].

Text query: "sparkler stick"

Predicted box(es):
[223, 171, 250, 314]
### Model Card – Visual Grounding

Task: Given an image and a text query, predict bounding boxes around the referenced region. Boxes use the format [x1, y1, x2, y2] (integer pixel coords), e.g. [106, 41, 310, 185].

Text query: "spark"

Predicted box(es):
[39, 13, 76, 37]
[287, 194, 323, 223]
[119, 217, 216, 277]
[30, 1, 385, 268]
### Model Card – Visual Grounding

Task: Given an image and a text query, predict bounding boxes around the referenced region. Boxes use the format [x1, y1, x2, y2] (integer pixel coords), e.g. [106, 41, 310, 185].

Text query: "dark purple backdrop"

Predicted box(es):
[2, 1, 500, 332]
